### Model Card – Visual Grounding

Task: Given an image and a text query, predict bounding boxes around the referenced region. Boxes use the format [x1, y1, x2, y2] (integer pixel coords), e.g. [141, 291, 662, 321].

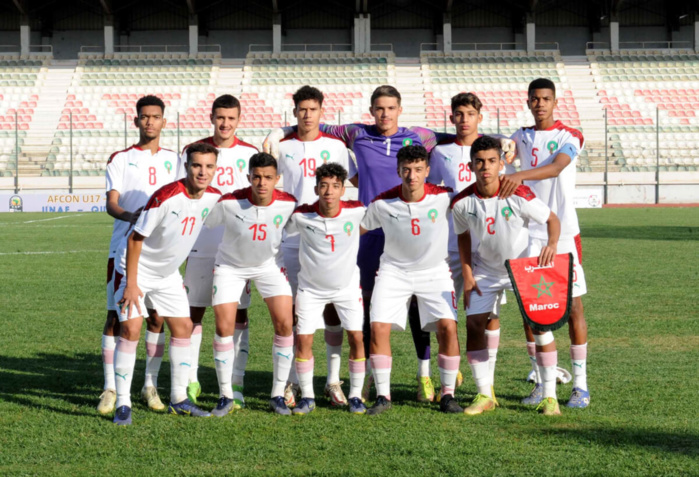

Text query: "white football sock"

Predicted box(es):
[188, 323, 203, 384]
[467, 349, 491, 397]
[272, 335, 294, 397]
[348, 358, 366, 399]
[213, 334, 234, 399]
[325, 325, 343, 385]
[169, 337, 191, 404]
[417, 358, 431, 378]
[485, 328, 500, 386]
[232, 321, 249, 386]
[438, 354, 460, 397]
[114, 337, 138, 408]
[570, 343, 588, 391]
[295, 357, 315, 399]
[370, 354, 392, 400]
[144, 331, 165, 389]
[101, 334, 117, 391]
[537, 351, 558, 399]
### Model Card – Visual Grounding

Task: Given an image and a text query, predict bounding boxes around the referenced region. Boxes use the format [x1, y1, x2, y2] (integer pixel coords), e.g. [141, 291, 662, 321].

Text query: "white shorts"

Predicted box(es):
[281, 245, 301, 297]
[466, 266, 512, 316]
[370, 263, 457, 332]
[114, 270, 190, 322]
[448, 251, 506, 313]
[184, 256, 251, 309]
[529, 235, 587, 298]
[106, 257, 116, 311]
[296, 272, 364, 335]
[212, 257, 292, 306]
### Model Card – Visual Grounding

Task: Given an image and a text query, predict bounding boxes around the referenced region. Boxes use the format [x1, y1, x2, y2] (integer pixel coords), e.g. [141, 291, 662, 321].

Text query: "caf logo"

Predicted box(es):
[9, 195, 23, 212]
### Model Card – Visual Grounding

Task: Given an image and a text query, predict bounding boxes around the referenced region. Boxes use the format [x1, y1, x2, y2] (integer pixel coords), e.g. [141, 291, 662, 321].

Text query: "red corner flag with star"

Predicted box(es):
[505, 253, 573, 332]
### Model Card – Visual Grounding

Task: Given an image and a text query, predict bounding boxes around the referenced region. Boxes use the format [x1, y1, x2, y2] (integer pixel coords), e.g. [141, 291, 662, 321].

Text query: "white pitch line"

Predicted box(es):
[23, 214, 85, 224]
[0, 250, 103, 256]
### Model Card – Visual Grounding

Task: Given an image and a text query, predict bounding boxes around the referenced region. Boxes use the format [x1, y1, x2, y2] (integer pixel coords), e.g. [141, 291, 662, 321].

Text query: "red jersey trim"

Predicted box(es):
[281, 131, 346, 147]
[219, 187, 250, 202]
[273, 189, 297, 203]
[293, 203, 316, 215]
[206, 185, 222, 195]
[373, 184, 451, 203]
[450, 184, 477, 208]
[523, 120, 584, 148]
[144, 180, 186, 210]
[107, 145, 137, 165]
[513, 185, 536, 201]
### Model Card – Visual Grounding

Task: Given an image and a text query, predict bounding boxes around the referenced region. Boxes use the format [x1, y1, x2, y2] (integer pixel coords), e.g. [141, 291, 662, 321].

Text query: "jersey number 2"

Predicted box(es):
[486, 217, 495, 235]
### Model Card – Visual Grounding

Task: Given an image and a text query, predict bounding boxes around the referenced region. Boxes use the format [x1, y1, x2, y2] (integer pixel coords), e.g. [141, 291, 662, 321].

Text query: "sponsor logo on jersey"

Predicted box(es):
[428, 209, 438, 223]
[531, 275, 554, 298]
[546, 140, 558, 154]
[273, 215, 283, 228]
[9, 195, 22, 212]
[501, 207, 513, 221]
[320, 150, 330, 163]
[443, 156, 452, 163]
[388, 213, 399, 220]
[171, 211, 180, 217]
[165, 161, 173, 173]
[128, 162, 138, 167]
[402, 138, 413, 146]
[343, 221, 354, 236]
[201, 208, 210, 220]
[236, 159, 246, 172]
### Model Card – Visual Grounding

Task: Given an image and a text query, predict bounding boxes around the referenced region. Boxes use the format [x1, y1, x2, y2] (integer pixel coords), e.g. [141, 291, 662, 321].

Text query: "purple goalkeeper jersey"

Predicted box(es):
[319, 124, 447, 206]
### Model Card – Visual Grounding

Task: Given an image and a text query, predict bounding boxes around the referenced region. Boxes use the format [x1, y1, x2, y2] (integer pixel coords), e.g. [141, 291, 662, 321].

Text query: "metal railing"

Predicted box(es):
[420, 42, 559, 52]
[587, 41, 693, 51]
[0, 45, 53, 54]
[249, 43, 391, 53]
[80, 44, 221, 54]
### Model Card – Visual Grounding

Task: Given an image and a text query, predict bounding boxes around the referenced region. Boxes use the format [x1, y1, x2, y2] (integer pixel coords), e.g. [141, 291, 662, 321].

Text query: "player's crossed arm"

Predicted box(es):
[499, 149, 574, 199]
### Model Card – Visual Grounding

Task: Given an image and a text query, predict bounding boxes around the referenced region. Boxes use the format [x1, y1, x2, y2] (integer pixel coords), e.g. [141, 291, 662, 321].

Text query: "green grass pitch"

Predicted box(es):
[0, 208, 697, 476]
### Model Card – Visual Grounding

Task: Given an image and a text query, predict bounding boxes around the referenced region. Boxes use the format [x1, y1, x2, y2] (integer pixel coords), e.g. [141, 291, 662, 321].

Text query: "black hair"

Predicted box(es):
[451, 92, 482, 113]
[315, 162, 347, 185]
[528, 78, 556, 97]
[136, 95, 165, 116]
[249, 152, 278, 171]
[186, 141, 219, 164]
[371, 85, 401, 106]
[397, 144, 429, 167]
[469, 135, 502, 160]
[293, 85, 324, 108]
[211, 94, 241, 115]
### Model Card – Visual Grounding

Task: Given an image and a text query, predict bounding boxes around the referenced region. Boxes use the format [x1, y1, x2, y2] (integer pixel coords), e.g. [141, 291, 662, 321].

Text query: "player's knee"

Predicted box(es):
[235, 308, 248, 323]
[466, 313, 488, 336]
[120, 321, 142, 341]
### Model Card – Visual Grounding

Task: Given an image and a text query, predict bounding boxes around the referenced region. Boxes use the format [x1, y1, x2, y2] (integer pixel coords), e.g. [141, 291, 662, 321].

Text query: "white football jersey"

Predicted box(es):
[451, 184, 551, 275]
[362, 183, 452, 271]
[278, 132, 350, 248]
[511, 120, 584, 240]
[115, 180, 222, 278]
[285, 200, 366, 292]
[206, 188, 297, 269]
[179, 136, 258, 258]
[105, 145, 180, 257]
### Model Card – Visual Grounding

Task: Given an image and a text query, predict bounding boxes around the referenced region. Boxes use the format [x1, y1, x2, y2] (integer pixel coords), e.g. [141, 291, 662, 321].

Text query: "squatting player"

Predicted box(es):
[266, 85, 443, 402]
[277, 86, 352, 407]
[112, 142, 222, 425]
[179, 94, 258, 407]
[451, 136, 562, 416]
[284, 163, 368, 415]
[98, 95, 179, 415]
[500, 78, 590, 409]
[205, 153, 297, 416]
[361, 145, 463, 415]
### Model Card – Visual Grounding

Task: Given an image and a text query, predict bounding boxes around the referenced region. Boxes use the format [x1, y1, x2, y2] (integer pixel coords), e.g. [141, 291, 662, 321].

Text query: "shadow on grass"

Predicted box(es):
[543, 427, 699, 457]
[581, 225, 697, 241]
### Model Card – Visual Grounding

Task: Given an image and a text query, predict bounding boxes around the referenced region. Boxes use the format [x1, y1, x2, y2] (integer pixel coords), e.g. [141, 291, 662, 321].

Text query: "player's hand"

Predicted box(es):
[498, 174, 522, 199]
[462, 276, 482, 310]
[500, 138, 516, 164]
[538, 244, 557, 267]
[119, 285, 144, 318]
[129, 207, 144, 225]
[262, 128, 285, 159]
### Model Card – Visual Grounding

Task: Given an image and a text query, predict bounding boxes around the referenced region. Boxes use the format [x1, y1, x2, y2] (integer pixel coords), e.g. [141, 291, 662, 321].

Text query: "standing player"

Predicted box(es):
[98, 95, 179, 415]
[180, 94, 258, 407]
[452, 136, 562, 415]
[112, 142, 221, 425]
[205, 153, 297, 416]
[265, 86, 442, 403]
[285, 163, 368, 415]
[499, 78, 590, 409]
[278, 86, 351, 407]
[361, 145, 462, 415]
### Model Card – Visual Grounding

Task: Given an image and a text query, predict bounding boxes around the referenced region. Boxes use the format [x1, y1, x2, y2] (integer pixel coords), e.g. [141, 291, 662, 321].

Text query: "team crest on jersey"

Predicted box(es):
[343, 221, 353, 236]
[320, 150, 330, 163]
[402, 138, 413, 146]
[164, 161, 173, 174]
[273, 215, 283, 228]
[428, 209, 438, 223]
[202, 208, 209, 220]
[237, 159, 246, 172]
[501, 207, 513, 221]
[546, 140, 558, 154]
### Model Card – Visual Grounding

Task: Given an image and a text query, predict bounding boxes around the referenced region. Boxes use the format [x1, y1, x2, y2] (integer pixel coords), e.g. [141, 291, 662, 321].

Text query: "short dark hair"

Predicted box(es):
[249, 152, 277, 171]
[315, 162, 347, 185]
[211, 94, 241, 115]
[528, 78, 556, 97]
[293, 85, 324, 108]
[370, 85, 401, 106]
[136, 95, 165, 116]
[470, 135, 502, 161]
[397, 145, 429, 167]
[451, 92, 482, 113]
[186, 141, 219, 164]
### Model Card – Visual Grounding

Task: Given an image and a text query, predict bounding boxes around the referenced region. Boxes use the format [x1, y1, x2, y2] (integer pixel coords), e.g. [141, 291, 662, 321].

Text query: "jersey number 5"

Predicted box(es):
[531, 147, 539, 167]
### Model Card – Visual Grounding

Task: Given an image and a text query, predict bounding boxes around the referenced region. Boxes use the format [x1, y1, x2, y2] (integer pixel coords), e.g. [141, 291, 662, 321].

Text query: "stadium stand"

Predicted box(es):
[590, 50, 699, 172]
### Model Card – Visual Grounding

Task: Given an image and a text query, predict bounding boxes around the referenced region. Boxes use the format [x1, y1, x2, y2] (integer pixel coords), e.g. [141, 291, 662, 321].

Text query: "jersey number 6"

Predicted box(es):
[411, 218, 420, 236]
